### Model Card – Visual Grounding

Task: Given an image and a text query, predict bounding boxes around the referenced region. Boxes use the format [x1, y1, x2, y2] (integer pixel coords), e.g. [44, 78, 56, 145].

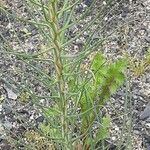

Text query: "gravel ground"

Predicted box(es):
[0, 0, 150, 150]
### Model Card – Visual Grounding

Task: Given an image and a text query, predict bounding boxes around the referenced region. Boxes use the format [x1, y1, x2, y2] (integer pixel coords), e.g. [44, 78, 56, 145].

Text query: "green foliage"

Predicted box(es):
[96, 115, 111, 142]
[39, 123, 61, 139]
[79, 52, 126, 136]
[44, 105, 61, 117]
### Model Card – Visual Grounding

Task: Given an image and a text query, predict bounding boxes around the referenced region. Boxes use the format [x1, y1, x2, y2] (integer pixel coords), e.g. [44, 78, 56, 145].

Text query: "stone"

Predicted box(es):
[84, 0, 92, 6]
[146, 146, 150, 150]
[5, 88, 17, 100]
[36, 115, 44, 124]
[140, 102, 150, 120]
[2, 105, 12, 115]
[3, 121, 12, 130]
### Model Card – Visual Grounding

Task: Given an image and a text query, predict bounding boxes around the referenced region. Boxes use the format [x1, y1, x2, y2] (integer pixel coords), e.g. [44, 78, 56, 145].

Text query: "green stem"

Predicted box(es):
[48, 1, 69, 149]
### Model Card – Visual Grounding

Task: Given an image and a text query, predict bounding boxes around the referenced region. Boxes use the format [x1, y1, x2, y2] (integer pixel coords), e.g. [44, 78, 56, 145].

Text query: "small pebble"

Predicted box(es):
[36, 115, 44, 124]
[5, 88, 17, 100]
[145, 123, 150, 128]
[115, 127, 119, 131]
[112, 136, 116, 141]
[103, 1, 107, 5]
[0, 105, 2, 112]
[84, 0, 92, 6]
[140, 102, 150, 120]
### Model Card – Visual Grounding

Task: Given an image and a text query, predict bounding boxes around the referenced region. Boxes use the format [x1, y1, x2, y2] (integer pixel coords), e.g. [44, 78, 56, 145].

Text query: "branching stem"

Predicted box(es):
[48, 1, 69, 149]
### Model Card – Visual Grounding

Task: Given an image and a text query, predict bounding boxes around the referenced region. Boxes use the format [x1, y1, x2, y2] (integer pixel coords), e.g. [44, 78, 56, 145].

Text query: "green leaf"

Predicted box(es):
[95, 115, 111, 142]
[44, 106, 61, 117]
[39, 123, 62, 139]
[114, 59, 127, 72]
[91, 52, 106, 71]
[91, 52, 108, 86]
[145, 48, 150, 64]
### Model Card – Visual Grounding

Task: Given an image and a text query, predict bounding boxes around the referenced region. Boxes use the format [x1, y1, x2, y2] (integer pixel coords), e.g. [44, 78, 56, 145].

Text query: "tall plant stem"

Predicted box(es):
[48, 1, 69, 149]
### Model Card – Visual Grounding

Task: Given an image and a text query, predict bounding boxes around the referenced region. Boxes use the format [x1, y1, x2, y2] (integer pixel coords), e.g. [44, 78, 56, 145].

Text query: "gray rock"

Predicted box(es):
[5, 88, 17, 100]
[146, 117, 150, 122]
[140, 102, 150, 120]
[146, 146, 150, 150]
[84, 0, 92, 6]
[3, 121, 12, 130]
[35, 115, 44, 124]
[2, 105, 12, 115]
[0, 105, 2, 112]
